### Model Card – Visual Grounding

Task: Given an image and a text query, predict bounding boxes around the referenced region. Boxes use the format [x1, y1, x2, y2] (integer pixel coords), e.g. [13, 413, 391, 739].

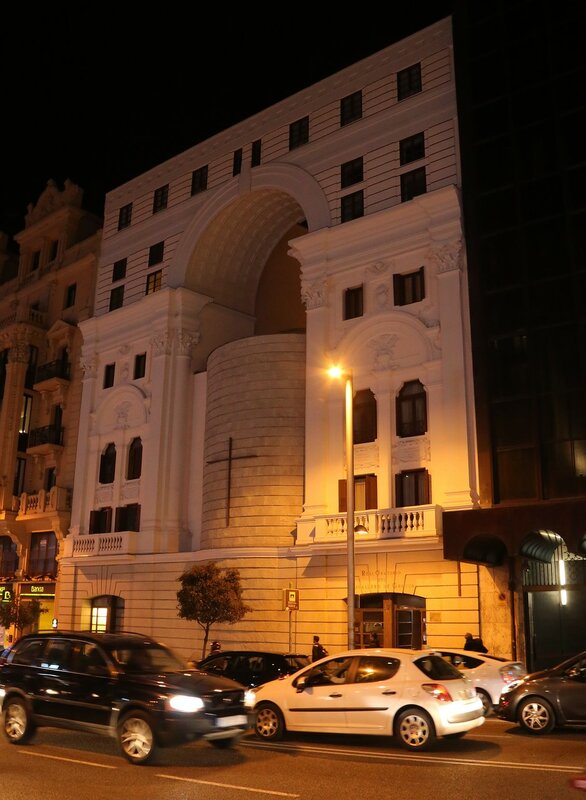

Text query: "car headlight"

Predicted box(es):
[167, 694, 205, 713]
[0, 687, 5, 699]
[501, 678, 524, 694]
[244, 689, 256, 708]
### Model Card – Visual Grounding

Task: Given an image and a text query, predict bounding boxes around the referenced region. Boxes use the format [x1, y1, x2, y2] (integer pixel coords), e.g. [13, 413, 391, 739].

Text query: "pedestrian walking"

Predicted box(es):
[312, 635, 328, 661]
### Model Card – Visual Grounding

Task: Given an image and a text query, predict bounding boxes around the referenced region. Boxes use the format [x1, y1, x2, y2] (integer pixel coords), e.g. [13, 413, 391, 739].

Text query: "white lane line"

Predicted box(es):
[157, 774, 299, 797]
[242, 741, 581, 773]
[19, 750, 117, 769]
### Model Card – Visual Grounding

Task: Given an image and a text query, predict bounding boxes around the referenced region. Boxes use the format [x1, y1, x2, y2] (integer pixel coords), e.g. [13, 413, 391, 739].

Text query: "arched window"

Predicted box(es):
[353, 389, 377, 444]
[396, 380, 427, 437]
[127, 437, 143, 480]
[99, 443, 116, 484]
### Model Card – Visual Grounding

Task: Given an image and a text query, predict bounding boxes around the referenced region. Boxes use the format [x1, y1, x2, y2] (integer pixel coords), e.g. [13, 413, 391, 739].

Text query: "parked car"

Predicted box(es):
[497, 650, 586, 734]
[253, 648, 485, 751]
[430, 648, 526, 716]
[196, 649, 310, 688]
[0, 631, 255, 764]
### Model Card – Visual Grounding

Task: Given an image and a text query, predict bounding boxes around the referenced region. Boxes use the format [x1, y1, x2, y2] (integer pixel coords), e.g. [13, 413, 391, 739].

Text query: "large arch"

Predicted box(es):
[168, 165, 331, 313]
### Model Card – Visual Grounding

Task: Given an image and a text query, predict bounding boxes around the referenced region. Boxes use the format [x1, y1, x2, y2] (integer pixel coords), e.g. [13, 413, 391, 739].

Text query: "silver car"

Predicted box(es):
[253, 648, 484, 751]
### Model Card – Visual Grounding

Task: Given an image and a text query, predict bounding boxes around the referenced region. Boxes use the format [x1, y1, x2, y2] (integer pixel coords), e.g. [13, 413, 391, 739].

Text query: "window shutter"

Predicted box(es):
[365, 475, 378, 509]
[338, 479, 347, 512]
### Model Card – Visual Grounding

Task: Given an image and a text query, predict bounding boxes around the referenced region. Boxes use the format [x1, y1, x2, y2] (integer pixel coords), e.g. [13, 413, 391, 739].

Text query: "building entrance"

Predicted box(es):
[354, 592, 426, 649]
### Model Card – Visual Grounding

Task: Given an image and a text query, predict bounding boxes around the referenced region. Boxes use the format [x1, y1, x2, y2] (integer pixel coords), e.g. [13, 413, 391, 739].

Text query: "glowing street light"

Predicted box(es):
[329, 365, 357, 649]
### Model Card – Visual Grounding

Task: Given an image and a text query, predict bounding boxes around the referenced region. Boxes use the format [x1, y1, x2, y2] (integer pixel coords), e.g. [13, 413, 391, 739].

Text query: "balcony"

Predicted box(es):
[296, 504, 442, 546]
[18, 486, 71, 518]
[62, 531, 138, 558]
[34, 359, 70, 393]
[26, 424, 64, 457]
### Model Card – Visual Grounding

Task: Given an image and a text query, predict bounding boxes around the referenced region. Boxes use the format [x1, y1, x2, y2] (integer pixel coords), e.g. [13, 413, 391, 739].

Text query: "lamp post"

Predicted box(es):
[329, 367, 356, 650]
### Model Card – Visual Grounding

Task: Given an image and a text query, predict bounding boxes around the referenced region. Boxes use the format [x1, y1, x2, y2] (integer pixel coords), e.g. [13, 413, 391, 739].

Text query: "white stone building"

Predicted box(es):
[58, 17, 482, 660]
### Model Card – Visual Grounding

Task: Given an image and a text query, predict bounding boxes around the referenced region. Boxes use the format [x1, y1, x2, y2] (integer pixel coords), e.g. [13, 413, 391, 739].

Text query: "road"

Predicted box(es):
[0, 718, 583, 800]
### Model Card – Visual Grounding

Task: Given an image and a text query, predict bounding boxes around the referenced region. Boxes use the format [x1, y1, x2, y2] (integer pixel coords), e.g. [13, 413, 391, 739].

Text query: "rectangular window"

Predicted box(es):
[134, 352, 146, 379]
[25, 346, 38, 390]
[28, 531, 58, 576]
[115, 503, 141, 532]
[89, 507, 112, 534]
[30, 250, 41, 272]
[341, 157, 364, 189]
[13, 457, 26, 497]
[18, 394, 32, 451]
[191, 165, 208, 195]
[45, 466, 57, 491]
[152, 184, 169, 213]
[251, 139, 262, 167]
[64, 283, 76, 308]
[397, 63, 422, 101]
[103, 363, 115, 389]
[400, 167, 427, 202]
[145, 270, 162, 295]
[400, 132, 425, 165]
[340, 90, 362, 126]
[49, 240, 59, 261]
[148, 240, 164, 266]
[344, 285, 364, 320]
[338, 475, 377, 512]
[109, 285, 124, 311]
[118, 203, 132, 230]
[233, 148, 243, 176]
[112, 258, 127, 282]
[289, 116, 309, 150]
[394, 267, 425, 305]
[395, 468, 430, 507]
[341, 190, 364, 222]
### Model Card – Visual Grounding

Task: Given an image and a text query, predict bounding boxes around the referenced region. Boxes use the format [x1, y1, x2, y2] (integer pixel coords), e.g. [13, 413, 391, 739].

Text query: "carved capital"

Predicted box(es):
[429, 240, 462, 274]
[301, 281, 327, 310]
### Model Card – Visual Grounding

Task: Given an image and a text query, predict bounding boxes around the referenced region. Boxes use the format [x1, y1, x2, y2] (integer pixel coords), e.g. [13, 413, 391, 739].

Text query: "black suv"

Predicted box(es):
[0, 631, 254, 764]
[196, 650, 310, 688]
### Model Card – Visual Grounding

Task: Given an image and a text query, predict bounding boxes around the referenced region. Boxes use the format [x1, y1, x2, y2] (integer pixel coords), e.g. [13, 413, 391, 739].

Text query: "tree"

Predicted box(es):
[0, 597, 48, 638]
[177, 562, 252, 659]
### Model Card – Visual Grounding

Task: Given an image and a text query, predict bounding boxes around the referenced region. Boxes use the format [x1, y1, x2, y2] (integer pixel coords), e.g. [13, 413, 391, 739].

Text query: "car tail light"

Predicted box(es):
[499, 664, 526, 683]
[422, 683, 453, 702]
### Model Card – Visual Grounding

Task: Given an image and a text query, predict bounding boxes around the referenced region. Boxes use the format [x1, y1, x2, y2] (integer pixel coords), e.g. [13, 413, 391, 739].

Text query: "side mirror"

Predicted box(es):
[295, 676, 308, 693]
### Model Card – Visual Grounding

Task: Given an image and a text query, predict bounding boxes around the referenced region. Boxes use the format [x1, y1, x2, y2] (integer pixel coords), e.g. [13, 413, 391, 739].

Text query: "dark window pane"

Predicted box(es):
[344, 285, 363, 320]
[340, 90, 362, 126]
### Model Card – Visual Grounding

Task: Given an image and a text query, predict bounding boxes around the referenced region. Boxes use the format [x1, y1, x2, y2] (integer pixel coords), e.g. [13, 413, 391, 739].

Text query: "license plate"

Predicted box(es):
[216, 714, 247, 728]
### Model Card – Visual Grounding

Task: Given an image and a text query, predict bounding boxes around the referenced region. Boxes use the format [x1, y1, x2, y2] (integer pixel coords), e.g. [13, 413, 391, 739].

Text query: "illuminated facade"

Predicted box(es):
[56, 18, 483, 660]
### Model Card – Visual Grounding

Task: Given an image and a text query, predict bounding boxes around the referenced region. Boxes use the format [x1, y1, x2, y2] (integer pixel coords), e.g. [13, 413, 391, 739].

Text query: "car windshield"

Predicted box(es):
[415, 654, 465, 680]
[108, 643, 186, 673]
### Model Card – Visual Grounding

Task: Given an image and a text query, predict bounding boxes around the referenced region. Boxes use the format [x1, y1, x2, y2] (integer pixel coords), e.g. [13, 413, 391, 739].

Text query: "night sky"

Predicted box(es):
[1, 7, 453, 243]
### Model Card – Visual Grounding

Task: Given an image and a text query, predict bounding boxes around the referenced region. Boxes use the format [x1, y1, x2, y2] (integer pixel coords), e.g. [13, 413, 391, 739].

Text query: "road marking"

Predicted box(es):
[19, 750, 116, 769]
[242, 741, 582, 773]
[157, 774, 299, 796]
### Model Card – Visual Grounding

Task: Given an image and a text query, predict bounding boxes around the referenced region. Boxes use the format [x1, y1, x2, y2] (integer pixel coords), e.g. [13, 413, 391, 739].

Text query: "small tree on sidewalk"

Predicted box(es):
[0, 597, 48, 639]
[177, 562, 252, 660]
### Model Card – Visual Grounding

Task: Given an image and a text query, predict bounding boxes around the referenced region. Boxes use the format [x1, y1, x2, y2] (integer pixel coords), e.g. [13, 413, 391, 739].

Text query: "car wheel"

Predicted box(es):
[255, 702, 285, 741]
[518, 697, 555, 735]
[3, 697, 36, 744]
[117, 711, 157, 764]
[395, 707, 436, 751]
[477, 689, 493, 717]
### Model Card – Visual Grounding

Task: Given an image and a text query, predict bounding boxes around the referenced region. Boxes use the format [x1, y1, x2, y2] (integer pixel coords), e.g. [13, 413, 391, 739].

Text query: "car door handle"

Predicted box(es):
[329, 692, 343, 697]
[382, 690, 397, 695]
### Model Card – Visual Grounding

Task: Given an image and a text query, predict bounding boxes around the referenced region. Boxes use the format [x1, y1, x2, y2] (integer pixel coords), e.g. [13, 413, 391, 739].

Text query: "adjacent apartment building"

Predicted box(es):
[0, 180, 101, 644]
[52, 17, 484, 661]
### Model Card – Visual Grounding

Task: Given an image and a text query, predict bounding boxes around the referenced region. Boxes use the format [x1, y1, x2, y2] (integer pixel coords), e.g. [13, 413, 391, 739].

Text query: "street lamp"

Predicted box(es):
[329, 366, 356, 649]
